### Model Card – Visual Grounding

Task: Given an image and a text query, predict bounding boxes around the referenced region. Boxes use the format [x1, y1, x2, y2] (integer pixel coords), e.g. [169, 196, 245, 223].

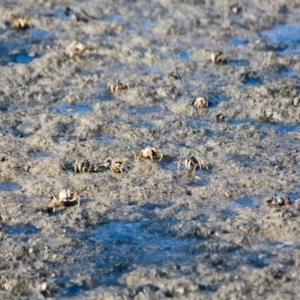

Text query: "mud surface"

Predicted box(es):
[1, 0, 300, 299]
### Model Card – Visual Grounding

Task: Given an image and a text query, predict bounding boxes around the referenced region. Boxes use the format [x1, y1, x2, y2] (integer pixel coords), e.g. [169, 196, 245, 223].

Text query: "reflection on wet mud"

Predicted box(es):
[228, 37, 251, 45]
[234, 196, 255, 207]
[9, 52, 40, 64]
[7, 224, 40, 235]
[0, 182, 21, 191]
[135, 106, 162, 114]
[260, 23, 300, 54]
[56, 103, 93, 114]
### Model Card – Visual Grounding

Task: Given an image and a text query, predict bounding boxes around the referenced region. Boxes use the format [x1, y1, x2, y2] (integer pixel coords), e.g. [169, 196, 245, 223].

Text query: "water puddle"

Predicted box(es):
[176, 50, 191, 60]
[279, 70, 298, 77]
[228, 38, 251, 45]
[243, 76, 262, 86]
[93, 221, 194, 266]
[102, 15, 123, 22]
[260, 23, 300, 45]
[34, 152, 54, 158]
[195, 179, 210, 187]
[277, 47, 300, 55]
[260, 23, 300, 54]
[135, 106, 162, 114]
[227, 60, 249, 67]
[7, 224, 40, 235]
[275, 123, 300, 133]
[0, 182, 21, 191]
[140, 65, 164, 74]
[61, 284, 86, 297]
[267, 241, 294, 249]
[165, 50, 191, 60]
[143, 19, 155, 29]
[137, 122, 155, 129]
[56, 103, 93, 114]
[100, 134, 117, 145]
[29, 28, 53, 38]
[234, 196, 254, 207]
[9, 52, 40, 64]
[165, 162, 177, 170]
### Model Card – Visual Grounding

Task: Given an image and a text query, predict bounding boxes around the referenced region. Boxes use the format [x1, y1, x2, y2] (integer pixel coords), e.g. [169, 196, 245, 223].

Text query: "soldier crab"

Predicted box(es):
[102, 157, 124, 173]
[48, 188, 80, 212]
[265, 194, 291, 207]
[135, 146, 163, 162]
[295, 199, 300, 211]
[73, 159, 99, 173]
[178, 155, 208, 173]
[65, 40, 99, 58]
[10, 15, 32, 30]
[209, 51, 227, 65]
[107, 81, 129, 93]
[192, 97, 208, 108]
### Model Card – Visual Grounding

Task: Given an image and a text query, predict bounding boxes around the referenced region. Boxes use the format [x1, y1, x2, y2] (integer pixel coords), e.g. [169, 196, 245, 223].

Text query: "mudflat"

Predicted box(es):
[1, 0, 300, 299]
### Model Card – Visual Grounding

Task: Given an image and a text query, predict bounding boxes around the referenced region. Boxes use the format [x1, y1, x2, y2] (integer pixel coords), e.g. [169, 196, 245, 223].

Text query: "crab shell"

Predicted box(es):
[192, 97, 208, 108]
[295, 199, 300, 211]
[107, 81, 129, 93]
[136, 146, 163, 162]
[11, 17, 32, 29]
[73, 159, 98, 173]
[265, 194, 291, 207]
[209, 51, 227, 64]
[178, 156, 199, 172]
[66, 41, 87, 58]
[48, 188, 81, 212]
[103, 157, 123, 173]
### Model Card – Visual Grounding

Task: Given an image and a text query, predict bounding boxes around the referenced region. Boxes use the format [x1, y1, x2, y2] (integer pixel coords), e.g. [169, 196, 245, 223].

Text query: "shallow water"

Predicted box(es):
[56, 103, 93, 114]
[9, 52, 40, 64]
[0, 182, 21, 191]
[260, 23, 300, 54]
[7, 224, 40, 235]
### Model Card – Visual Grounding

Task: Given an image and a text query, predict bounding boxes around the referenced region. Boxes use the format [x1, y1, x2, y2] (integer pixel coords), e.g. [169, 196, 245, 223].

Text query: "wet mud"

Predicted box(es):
[1, 0, 300, 299]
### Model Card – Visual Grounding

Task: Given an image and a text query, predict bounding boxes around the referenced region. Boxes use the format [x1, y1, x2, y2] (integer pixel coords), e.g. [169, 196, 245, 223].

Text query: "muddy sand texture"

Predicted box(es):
[1, 0, 300, 299]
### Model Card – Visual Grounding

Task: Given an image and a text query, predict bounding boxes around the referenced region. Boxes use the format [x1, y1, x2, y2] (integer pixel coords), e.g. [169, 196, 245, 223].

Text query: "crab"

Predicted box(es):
[209, 51, 227, 65]
[168, 69, 181, 80]
[107, 81, 129, 93]
[10, 15, 32, 30]
[73, 159, 99, 173]
[192, 97, 208, 108]
[216, 113, 225, 122]
[64, 7, 89, 22]
[178, 155, 208, 173]
[135, 146, 164, 162]
[265, 194, 291, 207]
[102, 157, 124, 173]
[65, 40, 99, 58]
[229, 3, 243, 14]
[47, 188, 80, 212]
[295, 199, 300, 211]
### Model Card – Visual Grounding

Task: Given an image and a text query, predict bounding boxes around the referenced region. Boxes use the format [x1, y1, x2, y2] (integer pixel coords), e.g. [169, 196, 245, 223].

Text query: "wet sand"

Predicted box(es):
[1, 0, 300, 299]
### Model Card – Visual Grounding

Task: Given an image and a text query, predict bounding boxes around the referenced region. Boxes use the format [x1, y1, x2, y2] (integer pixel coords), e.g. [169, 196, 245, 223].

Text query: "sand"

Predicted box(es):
[1, 0, 300, 299]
